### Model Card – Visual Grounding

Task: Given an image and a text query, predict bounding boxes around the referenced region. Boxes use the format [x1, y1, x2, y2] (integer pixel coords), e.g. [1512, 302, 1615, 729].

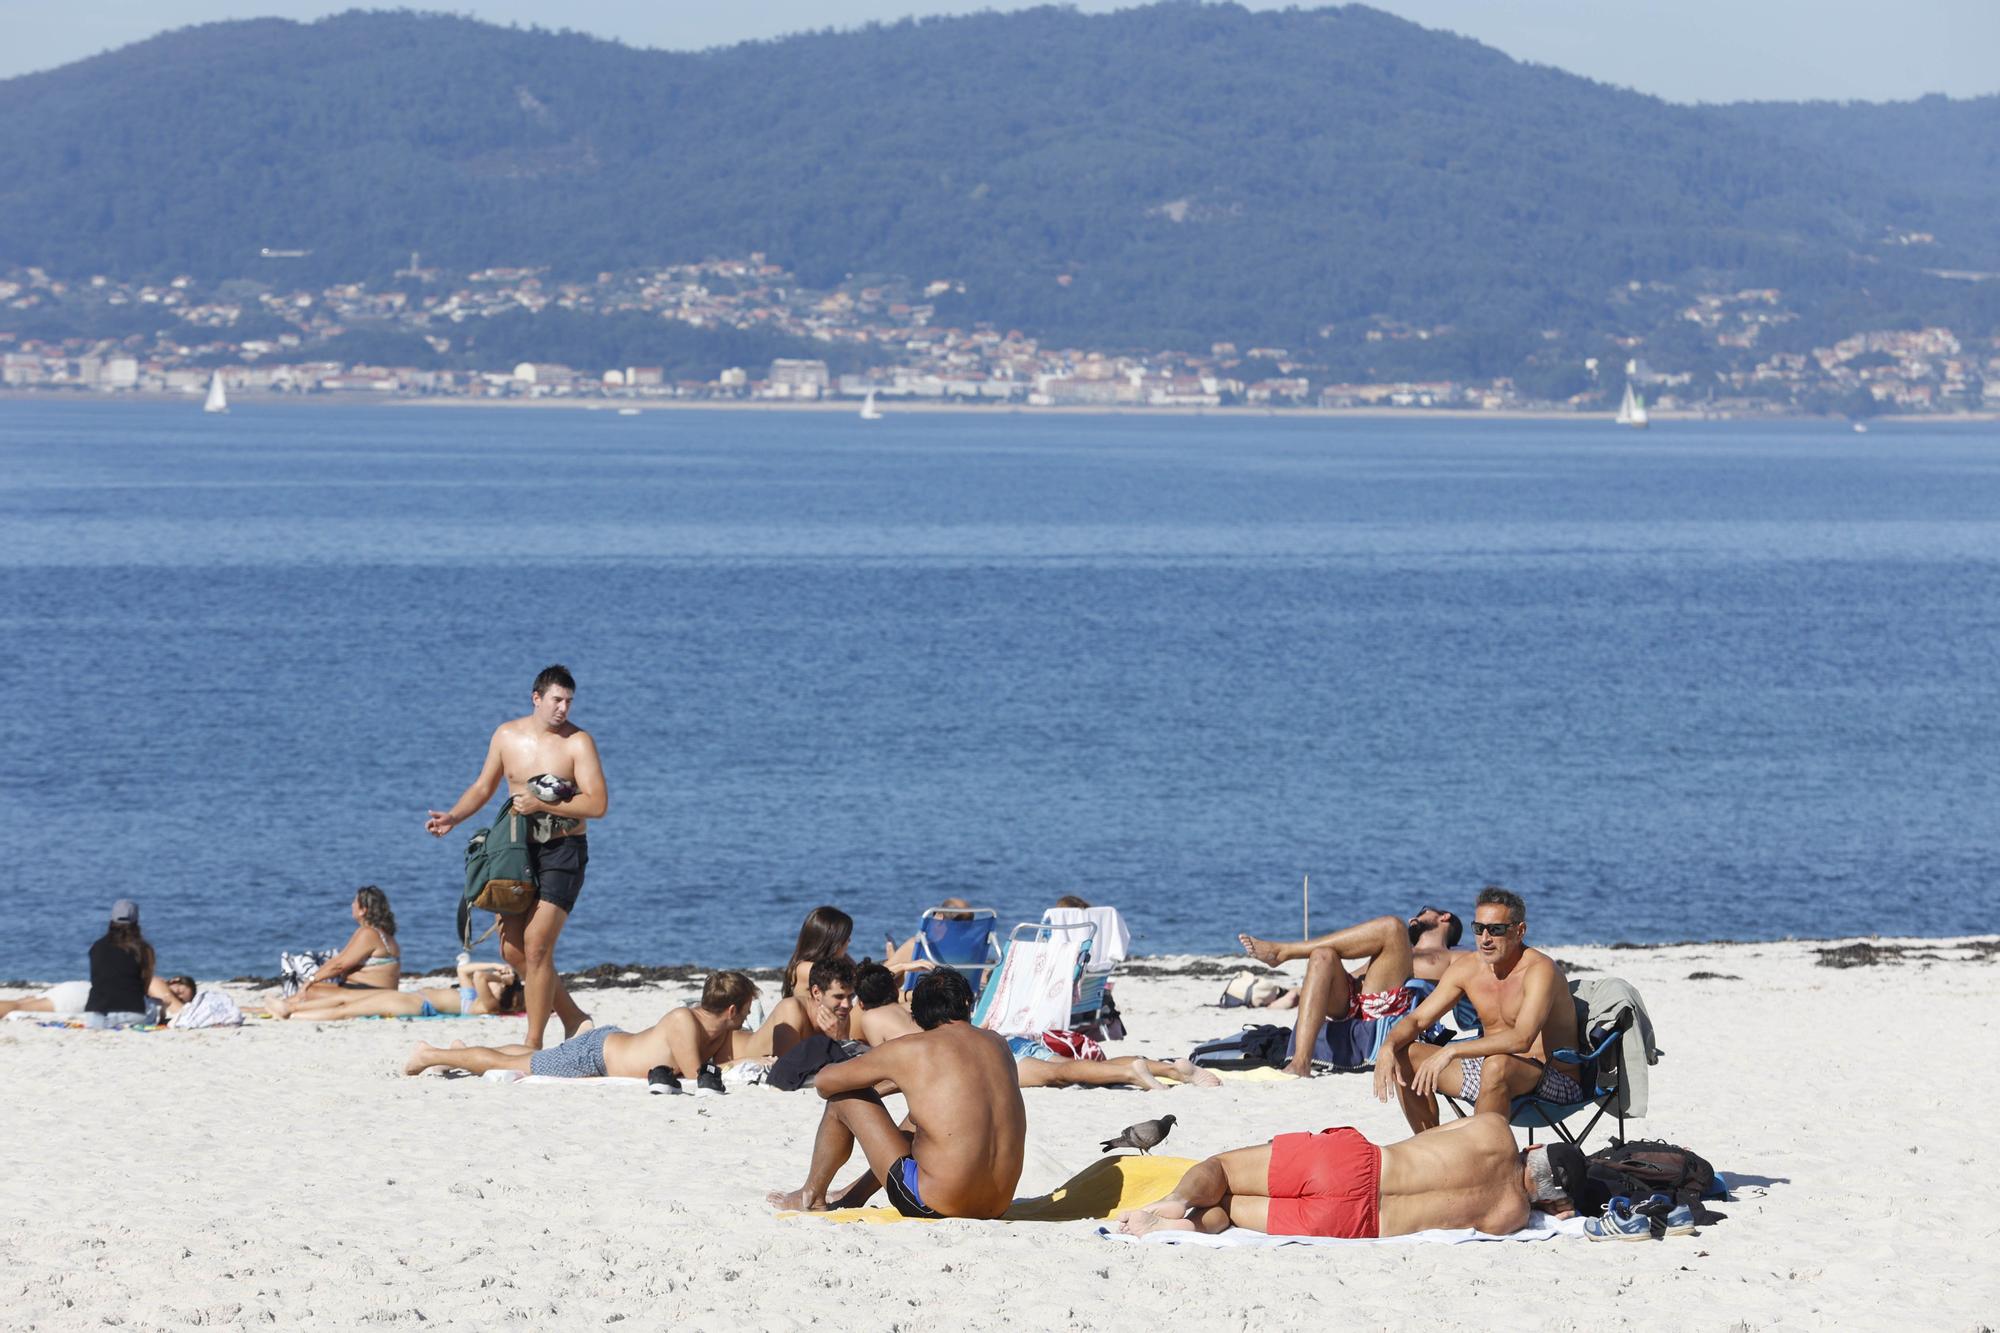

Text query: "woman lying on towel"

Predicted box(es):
[263, 961, 523, 1021]
[0, 974, 196, 1021]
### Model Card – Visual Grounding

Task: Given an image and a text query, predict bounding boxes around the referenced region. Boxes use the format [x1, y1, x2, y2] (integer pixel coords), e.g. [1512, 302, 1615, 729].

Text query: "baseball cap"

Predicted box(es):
[1544, 1143, 1611, 1216]
[109, 898, 140, 925]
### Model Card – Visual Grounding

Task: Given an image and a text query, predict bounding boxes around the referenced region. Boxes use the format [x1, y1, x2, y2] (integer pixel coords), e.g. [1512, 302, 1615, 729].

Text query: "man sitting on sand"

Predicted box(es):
[1373, 886, 1581, 1132]
[768, 970, 1024, 1219]
[1237, 905, 1464, 1077]
[849, 962, 1220, 1092]
[734, 957, 855, 1062]
[1116, 1111, 1581, 1239]
[403, 971, 757, 1080]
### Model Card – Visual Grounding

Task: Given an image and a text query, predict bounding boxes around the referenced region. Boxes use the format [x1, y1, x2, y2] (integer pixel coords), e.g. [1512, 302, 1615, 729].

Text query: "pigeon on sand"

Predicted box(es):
[1100, 1114, 1177, 1154]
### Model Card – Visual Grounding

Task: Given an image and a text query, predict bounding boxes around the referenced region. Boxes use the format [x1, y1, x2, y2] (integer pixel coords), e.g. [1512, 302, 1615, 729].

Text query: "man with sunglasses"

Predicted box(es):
[1239, 906, 1465, 1078]
[1372, 887, 1582, 1133]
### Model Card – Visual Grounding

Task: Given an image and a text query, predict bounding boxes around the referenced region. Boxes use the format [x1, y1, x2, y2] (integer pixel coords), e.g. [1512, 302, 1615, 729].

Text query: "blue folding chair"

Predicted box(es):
[1445, 1006, 1637, 1148]
[910, 906, 1001, 995]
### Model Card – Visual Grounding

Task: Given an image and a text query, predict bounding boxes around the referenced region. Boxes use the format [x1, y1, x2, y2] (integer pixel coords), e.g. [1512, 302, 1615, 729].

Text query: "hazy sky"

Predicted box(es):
[2, 0, 1994, 103]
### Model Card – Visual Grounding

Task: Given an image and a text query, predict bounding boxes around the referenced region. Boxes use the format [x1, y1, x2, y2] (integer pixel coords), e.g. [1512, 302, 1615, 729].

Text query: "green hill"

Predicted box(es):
[1, 4, 1994, 362]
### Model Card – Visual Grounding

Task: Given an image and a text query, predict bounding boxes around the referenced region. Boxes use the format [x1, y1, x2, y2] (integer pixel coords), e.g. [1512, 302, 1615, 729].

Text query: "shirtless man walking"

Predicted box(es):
[426, 664, 608, 1049]
[1237, 906, 1464, 1077]
[1372, 886, 1581, 1132]
[767, 970, 1025, 1220]
[1115, 1111, 1580, 1239]
[403, 971, 757, 1080]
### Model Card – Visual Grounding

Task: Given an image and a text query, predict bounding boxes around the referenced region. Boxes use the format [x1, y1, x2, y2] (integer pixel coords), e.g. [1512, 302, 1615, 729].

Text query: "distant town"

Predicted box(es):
[2, 256, 1994, 416]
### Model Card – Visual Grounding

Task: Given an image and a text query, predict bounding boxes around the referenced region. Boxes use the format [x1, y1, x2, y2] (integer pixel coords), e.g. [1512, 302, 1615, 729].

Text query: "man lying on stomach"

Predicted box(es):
[1116, 1111, 1581, 1239]
[402, 971, 756, 1080]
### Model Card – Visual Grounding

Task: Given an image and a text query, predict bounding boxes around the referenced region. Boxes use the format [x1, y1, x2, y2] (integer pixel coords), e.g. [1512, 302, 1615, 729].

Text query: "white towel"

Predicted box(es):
[1096, 1212, 1587, 1246]
[1044, 907, 1131, 969]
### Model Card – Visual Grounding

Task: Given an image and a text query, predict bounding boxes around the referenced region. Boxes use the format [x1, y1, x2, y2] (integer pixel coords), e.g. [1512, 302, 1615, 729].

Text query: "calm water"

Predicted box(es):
[2, 401, 1995, 980]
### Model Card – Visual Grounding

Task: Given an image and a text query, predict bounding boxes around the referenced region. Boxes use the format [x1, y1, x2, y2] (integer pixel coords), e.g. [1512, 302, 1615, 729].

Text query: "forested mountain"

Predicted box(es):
[1, 4, 1995, 359]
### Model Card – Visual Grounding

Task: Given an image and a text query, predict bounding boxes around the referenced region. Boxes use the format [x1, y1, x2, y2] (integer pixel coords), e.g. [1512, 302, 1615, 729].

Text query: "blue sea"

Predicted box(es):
[2, 400, 1995, 980]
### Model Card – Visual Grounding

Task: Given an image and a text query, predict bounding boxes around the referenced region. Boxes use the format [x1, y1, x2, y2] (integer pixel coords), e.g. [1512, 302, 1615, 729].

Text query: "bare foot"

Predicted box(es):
[766, 1187, 822, 1213]
[265, 996, 292, 1019]
[1171, 1058, 1222, 1088]
[1116, 1199, 1197, 1236]
[1128, 1059, 1166, 1091]
[1280, 1063, 1313, 1079]
[1238, 934, 1284, 967]
[403, 1043, 438, 1076]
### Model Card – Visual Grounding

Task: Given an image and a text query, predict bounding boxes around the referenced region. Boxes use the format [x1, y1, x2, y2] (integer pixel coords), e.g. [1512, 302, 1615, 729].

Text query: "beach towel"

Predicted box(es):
[1043, 907, 1131, 969]
[788, 1154, 1196, 1225]
[975, 933, 1086, 1036]
[1096, 1212, 1589, 1247]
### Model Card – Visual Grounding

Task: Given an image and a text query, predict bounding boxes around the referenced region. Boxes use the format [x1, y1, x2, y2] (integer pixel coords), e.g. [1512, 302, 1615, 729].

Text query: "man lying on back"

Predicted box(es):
[1237, 905, 1465, 1077]
[767, 969, 1025, 1219]
[1373, 886, 1581, 1132]
[402, 971, 757, 1080]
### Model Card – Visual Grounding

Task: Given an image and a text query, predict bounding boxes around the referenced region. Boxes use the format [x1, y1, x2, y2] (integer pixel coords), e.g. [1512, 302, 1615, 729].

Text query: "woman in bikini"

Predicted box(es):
[266, 961, 523, 1021]
[289, 885, 402, 1003]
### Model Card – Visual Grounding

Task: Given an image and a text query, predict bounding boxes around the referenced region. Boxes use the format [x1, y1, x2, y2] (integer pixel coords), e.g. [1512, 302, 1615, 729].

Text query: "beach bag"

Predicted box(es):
[169, 990, 244, 1028]
[279, 949, 332, 997]
[1188, 1023, 1292, 1070]
[1286, 1014, 1389, 1069]
[464, 802, 538, 917]
[1220, 970, 1287, 1008]
[1588, 1139, 1719, 1207]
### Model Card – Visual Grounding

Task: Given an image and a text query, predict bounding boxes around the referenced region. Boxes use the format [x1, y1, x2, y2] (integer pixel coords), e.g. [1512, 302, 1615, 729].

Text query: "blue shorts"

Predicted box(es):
[1006, 1035, 1059, 1063]
[528, 1025, 619, 1078]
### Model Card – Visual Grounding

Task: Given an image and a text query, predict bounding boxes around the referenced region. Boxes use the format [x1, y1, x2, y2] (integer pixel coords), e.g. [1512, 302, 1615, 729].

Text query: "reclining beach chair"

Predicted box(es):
[1042, 905, 1130, 1039]
[910, 905, 1002, 995]
[972, 919, 1095, 1037]
[1443, 1005, 1638, 1148]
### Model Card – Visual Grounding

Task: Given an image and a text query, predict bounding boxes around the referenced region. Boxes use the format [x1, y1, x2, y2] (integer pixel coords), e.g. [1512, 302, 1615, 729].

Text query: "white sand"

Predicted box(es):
[3, 937, 1994, 1329]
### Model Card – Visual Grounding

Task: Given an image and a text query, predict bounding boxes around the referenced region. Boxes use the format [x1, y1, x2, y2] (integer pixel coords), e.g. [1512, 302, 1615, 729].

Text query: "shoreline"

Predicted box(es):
[5, 931, 1991, 993]
[3, 387, 1992, 425]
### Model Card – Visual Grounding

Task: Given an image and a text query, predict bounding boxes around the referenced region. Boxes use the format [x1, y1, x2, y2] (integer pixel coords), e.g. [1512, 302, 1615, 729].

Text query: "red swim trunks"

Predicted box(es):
[1344, 971, 1419, 1022]
[1265, 1127, 1382, 1238]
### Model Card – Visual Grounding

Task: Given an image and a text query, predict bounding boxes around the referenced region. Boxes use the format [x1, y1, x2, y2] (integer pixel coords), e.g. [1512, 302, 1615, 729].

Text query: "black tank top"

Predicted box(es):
[86, 937, 147, 1015]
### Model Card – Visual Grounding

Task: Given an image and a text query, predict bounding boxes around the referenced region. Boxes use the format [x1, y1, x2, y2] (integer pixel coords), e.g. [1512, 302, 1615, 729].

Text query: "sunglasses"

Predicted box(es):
[1469, 920, 1518, 937]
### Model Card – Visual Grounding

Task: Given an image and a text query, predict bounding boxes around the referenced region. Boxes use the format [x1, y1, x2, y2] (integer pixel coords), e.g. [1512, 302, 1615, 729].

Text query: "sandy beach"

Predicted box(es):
[4, 936, 1994, 1330]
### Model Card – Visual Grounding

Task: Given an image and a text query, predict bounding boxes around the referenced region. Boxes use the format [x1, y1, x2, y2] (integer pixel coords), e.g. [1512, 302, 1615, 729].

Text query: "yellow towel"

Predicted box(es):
[794, 1154, 1197, 1225]
[1213, 1067, 1297, 1083]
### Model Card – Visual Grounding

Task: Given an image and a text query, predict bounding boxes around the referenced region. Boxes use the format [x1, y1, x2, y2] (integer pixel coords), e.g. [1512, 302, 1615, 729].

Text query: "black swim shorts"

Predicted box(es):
[884, 1155, 942, 1220]
[530, 835, 589, 915]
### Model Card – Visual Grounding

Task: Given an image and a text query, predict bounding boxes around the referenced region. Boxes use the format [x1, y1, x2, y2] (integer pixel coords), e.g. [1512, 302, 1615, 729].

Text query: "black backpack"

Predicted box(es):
[1187, 1023, 1293, 1070]
[1587, 1139, 1720, 1211]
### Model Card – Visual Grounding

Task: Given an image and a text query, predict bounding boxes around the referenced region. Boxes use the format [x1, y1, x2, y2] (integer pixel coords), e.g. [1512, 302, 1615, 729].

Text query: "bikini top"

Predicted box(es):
[361, 928, 399, 970]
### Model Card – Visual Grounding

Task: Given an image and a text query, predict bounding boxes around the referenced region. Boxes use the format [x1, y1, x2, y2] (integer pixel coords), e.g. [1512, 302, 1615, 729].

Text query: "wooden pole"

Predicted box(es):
[1302, 874, 1310, 942]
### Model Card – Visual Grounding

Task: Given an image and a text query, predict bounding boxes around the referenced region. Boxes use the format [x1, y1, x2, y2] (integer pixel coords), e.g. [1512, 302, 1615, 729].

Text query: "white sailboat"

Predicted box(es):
[859, 391, 883, 421]
[203, 371, 229, 414]
[1615, 380, 1648, 429]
